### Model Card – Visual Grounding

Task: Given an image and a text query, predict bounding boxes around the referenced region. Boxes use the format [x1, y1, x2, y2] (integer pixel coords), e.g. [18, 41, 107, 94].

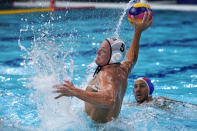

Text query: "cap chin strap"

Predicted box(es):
[93, 65, 102, 77]
[93, 63, 120, 77]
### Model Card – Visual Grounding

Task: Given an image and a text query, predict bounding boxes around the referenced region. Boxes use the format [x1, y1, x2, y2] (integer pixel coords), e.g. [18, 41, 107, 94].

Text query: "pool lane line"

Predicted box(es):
[0, 6, 95, 15]
[128, 63, 197, 79]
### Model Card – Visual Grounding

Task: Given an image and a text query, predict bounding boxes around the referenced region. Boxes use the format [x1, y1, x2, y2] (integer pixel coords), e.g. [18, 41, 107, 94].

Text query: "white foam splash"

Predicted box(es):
[18, 15, 86, 130]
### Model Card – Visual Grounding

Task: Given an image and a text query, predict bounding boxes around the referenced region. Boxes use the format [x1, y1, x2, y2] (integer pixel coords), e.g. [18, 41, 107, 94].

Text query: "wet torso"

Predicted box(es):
[85, 64, 128, 123]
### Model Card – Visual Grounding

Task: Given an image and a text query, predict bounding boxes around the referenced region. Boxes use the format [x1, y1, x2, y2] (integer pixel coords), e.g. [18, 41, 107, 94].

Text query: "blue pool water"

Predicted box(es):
[0, 7, 197, 130]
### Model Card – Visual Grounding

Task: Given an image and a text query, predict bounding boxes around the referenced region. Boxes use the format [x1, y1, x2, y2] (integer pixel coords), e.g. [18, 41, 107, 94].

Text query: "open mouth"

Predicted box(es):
[136, 94, 142, 99]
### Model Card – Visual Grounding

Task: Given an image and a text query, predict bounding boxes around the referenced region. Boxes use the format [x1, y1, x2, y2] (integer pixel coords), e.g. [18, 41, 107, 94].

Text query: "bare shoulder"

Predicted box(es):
[98, 68, 120, 82]
[101, 64, 124, 75]
[97, 67, 121, 89]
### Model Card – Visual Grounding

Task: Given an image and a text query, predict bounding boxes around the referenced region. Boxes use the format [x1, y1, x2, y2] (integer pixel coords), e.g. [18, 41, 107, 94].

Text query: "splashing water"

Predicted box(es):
[18, 12, 87, 130]
[114, 0, 150, 38]
[114, 0, 135, 38]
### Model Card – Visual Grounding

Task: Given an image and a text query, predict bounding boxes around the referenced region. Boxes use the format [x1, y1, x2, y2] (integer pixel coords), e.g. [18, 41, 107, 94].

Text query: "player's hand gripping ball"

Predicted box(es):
[128, 3, 153, 25]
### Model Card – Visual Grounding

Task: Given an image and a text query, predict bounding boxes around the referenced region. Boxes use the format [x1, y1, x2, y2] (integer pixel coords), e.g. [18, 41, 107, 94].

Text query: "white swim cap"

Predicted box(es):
[106, 38, 126, 64]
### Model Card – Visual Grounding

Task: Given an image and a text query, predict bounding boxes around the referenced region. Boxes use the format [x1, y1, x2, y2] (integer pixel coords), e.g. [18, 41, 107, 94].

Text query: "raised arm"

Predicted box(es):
[53, 71, 118, 109]
[122, 12, 153, 73]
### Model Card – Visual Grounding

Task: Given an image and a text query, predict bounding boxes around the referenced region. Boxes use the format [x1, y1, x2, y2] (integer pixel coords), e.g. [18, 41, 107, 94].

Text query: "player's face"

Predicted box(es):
[95, 40, 111, 66]
[134, 80, 149, 103]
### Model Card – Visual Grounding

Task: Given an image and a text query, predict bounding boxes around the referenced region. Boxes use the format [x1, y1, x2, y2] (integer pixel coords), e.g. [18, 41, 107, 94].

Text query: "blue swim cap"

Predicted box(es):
[136, 77, 154, 96]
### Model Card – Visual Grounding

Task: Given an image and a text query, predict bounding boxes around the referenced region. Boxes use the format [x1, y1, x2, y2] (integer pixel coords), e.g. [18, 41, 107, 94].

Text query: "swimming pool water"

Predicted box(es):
[0, 8, 197, 130]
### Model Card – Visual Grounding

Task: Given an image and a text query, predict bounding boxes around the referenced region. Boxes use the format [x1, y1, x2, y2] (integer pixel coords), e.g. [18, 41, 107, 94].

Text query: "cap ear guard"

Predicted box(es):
[106, 38, 126, 64]
[109, 51, 123, 64]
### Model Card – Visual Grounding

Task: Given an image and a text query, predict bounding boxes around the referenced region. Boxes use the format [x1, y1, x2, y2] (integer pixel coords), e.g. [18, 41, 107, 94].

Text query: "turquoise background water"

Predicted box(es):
[0, 8, 197, 130]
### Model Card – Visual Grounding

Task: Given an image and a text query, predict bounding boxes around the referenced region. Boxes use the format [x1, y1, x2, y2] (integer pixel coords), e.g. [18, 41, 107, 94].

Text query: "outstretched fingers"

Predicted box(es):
[54, 94, 65, 99]
[53, 80, 73, 89]
[53, 87, 68, 99]
[147, 18, 153, 27]
[53, 88, 64, 93]
[53, 84, 65, 89]
[142, 11, 150, 23]
[131, 15, 136, 25]
[52, 80, 75, 99]
[64, 80, 73, 86]
[142, 11, 153, 30]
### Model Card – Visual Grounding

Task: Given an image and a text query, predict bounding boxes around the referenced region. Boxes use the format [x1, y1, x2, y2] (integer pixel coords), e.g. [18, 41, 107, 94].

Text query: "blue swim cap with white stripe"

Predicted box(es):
[136, 77, 154, 96]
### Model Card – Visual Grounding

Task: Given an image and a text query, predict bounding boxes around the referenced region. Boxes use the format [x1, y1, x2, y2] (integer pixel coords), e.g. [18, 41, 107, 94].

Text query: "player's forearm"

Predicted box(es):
[71, 87, 115, 108]
[126, 29, 142, 65]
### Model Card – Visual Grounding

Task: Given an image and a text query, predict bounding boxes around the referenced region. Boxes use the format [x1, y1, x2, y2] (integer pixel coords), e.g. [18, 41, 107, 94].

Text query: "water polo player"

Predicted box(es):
[53, 12, 153, 123]
[133, 77, 197, 109]
[134, 77, 154, 103]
